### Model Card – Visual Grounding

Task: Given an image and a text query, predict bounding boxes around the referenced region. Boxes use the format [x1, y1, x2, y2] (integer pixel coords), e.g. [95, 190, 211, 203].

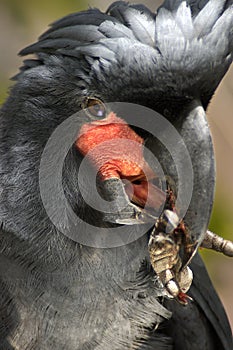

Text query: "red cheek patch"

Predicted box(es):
[76, 112, 165, 209]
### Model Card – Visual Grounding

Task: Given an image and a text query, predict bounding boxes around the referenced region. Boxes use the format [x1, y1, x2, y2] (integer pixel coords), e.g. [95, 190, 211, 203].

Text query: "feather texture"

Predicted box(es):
[1, 1, 233, 349]
[18, 0, 233, 110]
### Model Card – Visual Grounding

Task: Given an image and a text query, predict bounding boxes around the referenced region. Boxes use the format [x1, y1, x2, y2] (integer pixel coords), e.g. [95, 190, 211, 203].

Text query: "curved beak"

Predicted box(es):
[149, 101, 215, 266]
[96, 101, 215, 267]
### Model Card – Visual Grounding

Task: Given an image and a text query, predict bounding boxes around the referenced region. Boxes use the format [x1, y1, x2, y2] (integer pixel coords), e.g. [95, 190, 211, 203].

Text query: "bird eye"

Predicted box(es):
[82, 97, 107, 118]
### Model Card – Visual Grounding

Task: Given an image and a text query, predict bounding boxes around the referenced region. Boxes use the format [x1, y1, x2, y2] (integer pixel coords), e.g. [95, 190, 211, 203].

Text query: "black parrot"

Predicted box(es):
[0, 1, 233, 349]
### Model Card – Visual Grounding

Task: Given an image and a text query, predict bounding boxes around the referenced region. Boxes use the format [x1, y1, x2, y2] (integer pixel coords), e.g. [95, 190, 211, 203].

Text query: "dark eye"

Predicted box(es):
[82, 97, 107, 118]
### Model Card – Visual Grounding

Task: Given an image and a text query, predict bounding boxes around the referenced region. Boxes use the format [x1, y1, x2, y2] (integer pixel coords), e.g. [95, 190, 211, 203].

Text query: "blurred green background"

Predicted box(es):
[0, 0, 232, 326]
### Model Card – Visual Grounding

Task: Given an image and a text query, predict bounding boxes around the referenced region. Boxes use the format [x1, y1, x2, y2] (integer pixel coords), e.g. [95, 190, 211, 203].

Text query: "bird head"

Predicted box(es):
[1, 1, 232, 268]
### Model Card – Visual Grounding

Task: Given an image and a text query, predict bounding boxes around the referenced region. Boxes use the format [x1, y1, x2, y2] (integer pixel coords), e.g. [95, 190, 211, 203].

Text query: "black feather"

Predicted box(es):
[0, 1, 233, 349]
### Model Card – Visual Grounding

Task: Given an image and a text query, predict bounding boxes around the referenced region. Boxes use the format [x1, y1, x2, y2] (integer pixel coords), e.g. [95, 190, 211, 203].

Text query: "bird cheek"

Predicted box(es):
[124, 180, 166, 210]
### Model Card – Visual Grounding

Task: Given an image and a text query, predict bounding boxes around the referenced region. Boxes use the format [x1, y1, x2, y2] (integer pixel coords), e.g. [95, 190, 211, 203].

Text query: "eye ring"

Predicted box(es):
[82, 97, 107, 119]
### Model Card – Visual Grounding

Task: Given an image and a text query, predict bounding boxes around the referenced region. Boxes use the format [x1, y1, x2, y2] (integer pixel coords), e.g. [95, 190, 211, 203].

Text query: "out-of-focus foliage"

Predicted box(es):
[201, 191, 233, 262]
[210, 196, 233, 242]
[0, 83, 8, 105]
[0, 0, 87, 102]
[0, 0, 85, 25]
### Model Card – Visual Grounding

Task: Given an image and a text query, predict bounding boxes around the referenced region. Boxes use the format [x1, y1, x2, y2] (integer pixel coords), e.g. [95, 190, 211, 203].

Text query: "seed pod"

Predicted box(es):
[148, 209, 193, 304]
